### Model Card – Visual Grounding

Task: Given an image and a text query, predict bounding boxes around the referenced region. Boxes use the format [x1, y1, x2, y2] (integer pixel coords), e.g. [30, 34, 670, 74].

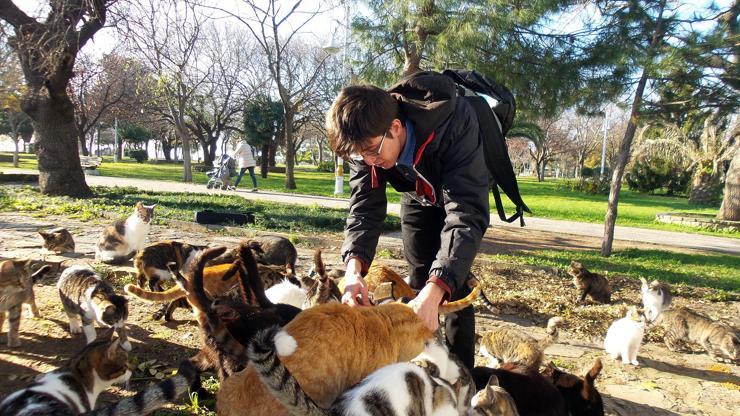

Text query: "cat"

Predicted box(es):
[471, 363, 568, 416]
[95, 202, 155, 265]
[568, 261, 611, 304]
[656, 306, 739, 363]
[0, 260, 51, 347]
[248, 332, 472, 416]
[123, 260, 292, 320]
[640, 277, 672, 322]
[168, 244, 301, 381]
[478, 317, 565, 370]
[338, 263, 417, 301]
[603, 306, 646, 365]
[38, 227, 75, 254]
[134, 240, 205, 291]
[206, 235, 298, 270]
[0, 329, 197, 416]
[302, 250, 342, 307]
[216, 280, 482, 416]
[469, 374, 520, 416]
[57, 265, 131, 351]
[541, 359, 604, 416]
[266, 279, 309, 309]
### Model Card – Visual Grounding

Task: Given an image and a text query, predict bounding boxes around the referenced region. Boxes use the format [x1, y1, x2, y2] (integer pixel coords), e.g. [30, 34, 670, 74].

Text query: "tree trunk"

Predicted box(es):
[261, 143, 270, 178]
[29, 97, 92, 197]
[116, 139, 123, 161]
[161, 139, 173, 161]
[78, 131, 89, 156]
[12, 137, 19, 168]
[269, 142, 277, 167]
[318, 139, 324, 164]
[284, 111, 297, 189]
[718, 147, 739, 220]
[689, 165, 721, 205]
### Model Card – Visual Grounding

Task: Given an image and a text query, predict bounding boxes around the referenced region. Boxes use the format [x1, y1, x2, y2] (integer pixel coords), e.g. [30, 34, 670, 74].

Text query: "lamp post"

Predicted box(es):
[323, 2, 350, 196]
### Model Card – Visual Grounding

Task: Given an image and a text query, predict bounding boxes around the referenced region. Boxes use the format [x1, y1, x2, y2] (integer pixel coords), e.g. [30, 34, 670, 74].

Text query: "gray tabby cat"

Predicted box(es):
[39, 227, 75, 254]
[469, 374, 520, 416]
[248, 329, 472, 416]
[0, 330, 197, 416]
[657, 307, 739, 363]
[57, 265, 131, 351]
[95, 202, 155, 264]
[0, 260, 51, 347]
[478, 317, 565, 369]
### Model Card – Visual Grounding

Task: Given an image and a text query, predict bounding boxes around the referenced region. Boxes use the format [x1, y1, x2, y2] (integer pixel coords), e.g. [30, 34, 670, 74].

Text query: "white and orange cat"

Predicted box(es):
[216, 280, 481, 416]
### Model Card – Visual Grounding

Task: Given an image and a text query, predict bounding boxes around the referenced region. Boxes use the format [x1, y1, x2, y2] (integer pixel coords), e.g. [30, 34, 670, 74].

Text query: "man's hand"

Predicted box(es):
[341, 258, 370, 307]
[409, 282, 445, 332]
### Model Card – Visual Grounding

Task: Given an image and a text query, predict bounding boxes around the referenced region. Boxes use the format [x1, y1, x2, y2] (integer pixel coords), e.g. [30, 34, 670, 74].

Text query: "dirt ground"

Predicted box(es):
[0, 211, 738, 415]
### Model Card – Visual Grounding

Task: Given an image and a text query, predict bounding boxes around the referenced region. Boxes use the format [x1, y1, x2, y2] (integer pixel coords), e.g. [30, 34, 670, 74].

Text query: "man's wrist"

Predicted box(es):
[425, 276, 451, 303]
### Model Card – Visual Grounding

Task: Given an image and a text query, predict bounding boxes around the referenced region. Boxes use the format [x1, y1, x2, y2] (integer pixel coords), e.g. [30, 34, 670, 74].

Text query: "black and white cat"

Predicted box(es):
[57, 266, 131, 351]
[640, 278, 672, 322]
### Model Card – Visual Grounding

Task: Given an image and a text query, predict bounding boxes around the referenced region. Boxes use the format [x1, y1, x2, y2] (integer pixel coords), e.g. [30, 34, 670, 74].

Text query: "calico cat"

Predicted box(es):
[469, 374, 520, 416]
[216, 280, 482, 416]
[657, 307, 739, 363]
[478, 316, 565, 370]
[0, 330, 197, 416]
[248, 333, 472, 416]
[603, 306, 646, 365]
[39, 227, 75, 254]
[568, 261, 611, 304]
[95, 202, 155, 265]
[471, 363, 568, 416]
[0, 261, 51, 347]
[541, 359, 604, 416]
[123, 260, 291, 320]
[640, 278, 672, 322]
[57, 266, 131, 351]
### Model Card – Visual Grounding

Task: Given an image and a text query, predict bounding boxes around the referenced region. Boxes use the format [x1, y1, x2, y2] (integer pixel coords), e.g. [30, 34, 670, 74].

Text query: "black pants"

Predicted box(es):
[401, 196, 476, 370]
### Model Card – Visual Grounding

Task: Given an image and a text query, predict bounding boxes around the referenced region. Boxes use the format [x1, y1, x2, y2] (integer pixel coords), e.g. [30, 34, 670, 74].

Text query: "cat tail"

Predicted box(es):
[239, 241, 273, 308]
[30, 265, 52, 283]
[85, 360, 197, 416]
[97, 251, 136, 265]
[313, 249, 327, 278]
[123, 284, 186, 302]
[438, 278, 481, 315]
[248, 326, 329, 416]
[538, 317, 565, 350]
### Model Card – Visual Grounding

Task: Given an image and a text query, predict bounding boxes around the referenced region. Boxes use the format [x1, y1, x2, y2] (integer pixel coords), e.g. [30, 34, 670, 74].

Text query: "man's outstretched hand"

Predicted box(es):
[409, 282, 445, 332]
[342, 258, 371, 307]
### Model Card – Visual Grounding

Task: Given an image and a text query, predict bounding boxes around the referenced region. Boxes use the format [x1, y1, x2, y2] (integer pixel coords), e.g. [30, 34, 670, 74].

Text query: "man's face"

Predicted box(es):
[356, 119, 404, 169]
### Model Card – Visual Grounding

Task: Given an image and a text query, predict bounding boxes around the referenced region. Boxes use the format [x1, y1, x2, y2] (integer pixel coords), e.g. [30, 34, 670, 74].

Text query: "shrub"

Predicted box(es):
[626, 159, 690, 195]
[316, 161, 334, 172]
[125, 149, 148, 163]
[557, 177, 611, 195]
[580, 166, 595, 177]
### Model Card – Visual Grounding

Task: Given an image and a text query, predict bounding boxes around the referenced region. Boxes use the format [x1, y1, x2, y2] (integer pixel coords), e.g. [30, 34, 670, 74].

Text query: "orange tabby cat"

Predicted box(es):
[337, 263, 417, 300]
[216, 280, 481, 416]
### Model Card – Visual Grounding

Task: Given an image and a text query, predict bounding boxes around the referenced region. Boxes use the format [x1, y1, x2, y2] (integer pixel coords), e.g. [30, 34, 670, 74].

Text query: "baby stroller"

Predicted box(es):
[206, 154, 237, 190]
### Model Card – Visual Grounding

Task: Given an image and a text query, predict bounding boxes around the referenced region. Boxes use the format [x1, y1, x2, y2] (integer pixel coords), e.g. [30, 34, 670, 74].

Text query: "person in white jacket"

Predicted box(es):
[232, 138, 258, 191]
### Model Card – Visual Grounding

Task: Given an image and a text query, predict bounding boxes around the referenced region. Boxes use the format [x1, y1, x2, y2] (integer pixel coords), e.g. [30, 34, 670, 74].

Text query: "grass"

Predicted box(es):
[1, 152, 735, 237]
[0, 185, 401, 234]
[485, 248, 740, 292]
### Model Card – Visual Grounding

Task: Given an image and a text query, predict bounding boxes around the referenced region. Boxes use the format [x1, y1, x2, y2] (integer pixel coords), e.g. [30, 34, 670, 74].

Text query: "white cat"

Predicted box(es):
[265, 279, 309, 309]
[95, 202, 155, 264]
[640, 278, 672, 322]
[604, 306, 646, 366]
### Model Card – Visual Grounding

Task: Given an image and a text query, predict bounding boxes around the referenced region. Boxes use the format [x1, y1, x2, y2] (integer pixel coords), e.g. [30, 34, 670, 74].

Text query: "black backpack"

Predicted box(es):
[443, 69, 531, 226]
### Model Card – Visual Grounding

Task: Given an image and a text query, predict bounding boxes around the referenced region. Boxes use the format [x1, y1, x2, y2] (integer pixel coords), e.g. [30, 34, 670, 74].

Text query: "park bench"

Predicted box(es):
[79, 155, 102, 174]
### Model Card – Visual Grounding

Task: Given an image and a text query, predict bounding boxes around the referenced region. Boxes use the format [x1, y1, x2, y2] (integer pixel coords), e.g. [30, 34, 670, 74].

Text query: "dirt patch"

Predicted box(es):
[0, 212, 738, 415]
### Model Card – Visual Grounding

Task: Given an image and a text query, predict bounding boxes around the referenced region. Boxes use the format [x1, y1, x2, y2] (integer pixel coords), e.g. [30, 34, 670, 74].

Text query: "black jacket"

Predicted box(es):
[340, 71, 490, 294]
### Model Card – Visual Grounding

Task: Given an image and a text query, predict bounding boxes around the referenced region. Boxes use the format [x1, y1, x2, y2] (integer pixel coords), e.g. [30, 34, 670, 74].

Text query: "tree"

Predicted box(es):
[123, 0, 208, 182]
[202, 0, 334, 189]
[244, 95, 283, 178]
[509, 118, 570, 181]
[0, 0, 117, 196]
[718, 140, 739, 221]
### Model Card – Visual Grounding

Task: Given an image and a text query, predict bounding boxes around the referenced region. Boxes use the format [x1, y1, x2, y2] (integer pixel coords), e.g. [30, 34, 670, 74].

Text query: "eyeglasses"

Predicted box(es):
[350, 130, 389, 160]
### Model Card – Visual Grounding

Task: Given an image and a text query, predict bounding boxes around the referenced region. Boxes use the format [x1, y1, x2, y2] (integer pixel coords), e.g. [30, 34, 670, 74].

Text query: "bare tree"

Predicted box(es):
[0, 0, 120, 196]
[567, 112, 601, 177]
[199, 0, 334, 189]
[122, 0, 209, 182]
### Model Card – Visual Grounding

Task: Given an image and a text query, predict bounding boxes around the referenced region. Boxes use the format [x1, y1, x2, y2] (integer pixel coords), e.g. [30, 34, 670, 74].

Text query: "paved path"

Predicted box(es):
[4, 169, 739, 255]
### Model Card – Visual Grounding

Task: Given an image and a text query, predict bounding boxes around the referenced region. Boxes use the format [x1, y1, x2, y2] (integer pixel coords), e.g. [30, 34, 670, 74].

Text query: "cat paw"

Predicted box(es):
[69, 325, 82, 334]
[630, 360, 640, 366]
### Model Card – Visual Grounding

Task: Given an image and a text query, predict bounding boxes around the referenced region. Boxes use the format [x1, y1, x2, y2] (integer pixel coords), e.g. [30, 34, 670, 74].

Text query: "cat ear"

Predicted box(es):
[585, 358, 602, 385]
[0, 261, 14, 274]
[38, 230, 50, 239]
[135, 201, 143, 209]
[107, 338, 122, 358]
[640, 277, 647, 287]
[486, 374, 500, 387]
[146, 204, 156, 210]
[650, 279, 659, 287]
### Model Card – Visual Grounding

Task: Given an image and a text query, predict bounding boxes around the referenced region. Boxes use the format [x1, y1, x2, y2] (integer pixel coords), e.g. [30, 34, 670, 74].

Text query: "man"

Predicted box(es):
[326, 71, 490, 369]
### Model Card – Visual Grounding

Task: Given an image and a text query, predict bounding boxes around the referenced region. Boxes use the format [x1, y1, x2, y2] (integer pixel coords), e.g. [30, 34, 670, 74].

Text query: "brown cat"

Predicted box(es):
[216, 280, 481, 416]
[657, 307, 739, 363]
[568, 261, 611, 304]
[479, 317, 565, 370]
[124, 261, 291, 320]
[302, 250, 342, 306]
[541, 359, 604, 416]
[38, 227, 75, 254]
[0, 261, 51, 347]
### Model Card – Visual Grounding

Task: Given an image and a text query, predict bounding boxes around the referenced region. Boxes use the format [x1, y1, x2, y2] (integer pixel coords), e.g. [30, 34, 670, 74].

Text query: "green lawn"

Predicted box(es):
[1, 152, 734, 237]
[486, 248, 740, 292]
